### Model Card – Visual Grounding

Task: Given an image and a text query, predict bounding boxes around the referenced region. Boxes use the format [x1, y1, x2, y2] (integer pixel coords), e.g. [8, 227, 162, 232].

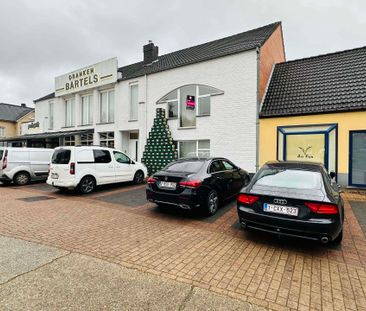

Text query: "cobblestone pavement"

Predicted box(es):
[1, 183, 366, 310]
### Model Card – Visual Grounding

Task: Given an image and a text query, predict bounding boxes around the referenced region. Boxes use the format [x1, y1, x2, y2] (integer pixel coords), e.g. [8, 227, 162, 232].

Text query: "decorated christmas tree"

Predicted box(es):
[142, 108, 178, 176]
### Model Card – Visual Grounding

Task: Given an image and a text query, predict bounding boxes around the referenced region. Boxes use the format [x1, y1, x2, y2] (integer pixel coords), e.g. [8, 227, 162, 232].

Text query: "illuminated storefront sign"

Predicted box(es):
[55, 58, 118, 97]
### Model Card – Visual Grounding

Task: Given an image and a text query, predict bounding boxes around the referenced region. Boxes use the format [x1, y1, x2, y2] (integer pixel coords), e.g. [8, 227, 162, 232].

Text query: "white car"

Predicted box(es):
[47, 146, 147, 194]
[0, 147, 54, 185]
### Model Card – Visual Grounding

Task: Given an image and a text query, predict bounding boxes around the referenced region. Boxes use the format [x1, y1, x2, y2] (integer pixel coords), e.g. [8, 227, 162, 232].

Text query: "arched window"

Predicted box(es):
[157, 84, 223, 128]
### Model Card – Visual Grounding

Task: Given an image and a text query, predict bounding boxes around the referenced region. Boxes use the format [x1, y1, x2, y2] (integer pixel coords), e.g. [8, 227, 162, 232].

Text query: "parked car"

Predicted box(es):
[47, 146, 147, 194]
[237, 161, 344, 244]
[0, 147, 54, 185]
[146, 157, 250, 216]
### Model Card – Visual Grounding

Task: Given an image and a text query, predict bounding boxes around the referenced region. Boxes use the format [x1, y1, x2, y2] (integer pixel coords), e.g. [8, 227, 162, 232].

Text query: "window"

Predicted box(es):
[93, 149, 112, 163]
[65, 98, 75, 127]
[157, 85, 223, 127]
[209, 161, 224, 173]
[178, 140, 210, 158]
[64, 136, 75, 146]
[0, 127, 5, 137]
[130, 84, 138, 120]
[80, 133, 93, 146]
[49, 101, 54, 130]
[113, 151, 130, 164]
[100, 90, 114, 123]
[99, 132, 114, 148]
[51, 149, 71, 164]
[165, 160, 205, 173]
[222, 160, 235, 170]
[81, 95, 93, 125]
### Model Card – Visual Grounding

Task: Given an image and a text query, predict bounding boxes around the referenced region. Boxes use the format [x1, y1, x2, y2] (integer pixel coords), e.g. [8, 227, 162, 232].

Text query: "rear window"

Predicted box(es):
[52, 149, 71, 164]
[253, 168, 322, 190]
[165, 161, 204, 173]
[93, 150, 111, 163]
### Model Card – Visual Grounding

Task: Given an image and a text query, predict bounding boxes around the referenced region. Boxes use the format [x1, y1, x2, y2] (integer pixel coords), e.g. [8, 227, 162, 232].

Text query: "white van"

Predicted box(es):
[47, 146, 148, 194]
[0, 147, 54, 185]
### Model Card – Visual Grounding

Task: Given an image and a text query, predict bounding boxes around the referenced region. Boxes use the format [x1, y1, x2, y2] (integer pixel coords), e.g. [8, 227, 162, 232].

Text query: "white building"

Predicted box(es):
[10, 22, 285, 174]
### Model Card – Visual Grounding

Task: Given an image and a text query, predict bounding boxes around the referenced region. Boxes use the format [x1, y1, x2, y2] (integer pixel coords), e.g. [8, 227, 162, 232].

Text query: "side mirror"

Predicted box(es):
[130, 159, 135, 165]
[329, 171, 336, 180]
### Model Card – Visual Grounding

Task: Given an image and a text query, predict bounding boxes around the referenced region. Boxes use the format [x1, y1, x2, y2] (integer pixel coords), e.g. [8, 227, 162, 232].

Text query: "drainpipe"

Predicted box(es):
[145, 74, 148, 139]
[255, 47, 260, 172]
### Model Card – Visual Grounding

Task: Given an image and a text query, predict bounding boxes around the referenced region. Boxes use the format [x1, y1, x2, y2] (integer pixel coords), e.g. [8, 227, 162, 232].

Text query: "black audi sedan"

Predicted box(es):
[146, 157, 250, 216]
[237, 161, 344, 244]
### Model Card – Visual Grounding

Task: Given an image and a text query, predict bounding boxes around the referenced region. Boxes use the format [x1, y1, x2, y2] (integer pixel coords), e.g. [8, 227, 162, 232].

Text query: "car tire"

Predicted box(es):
[206, 189, 219, 216]
[13, 172, 30, 186]
[78, 176, 96, 194]
[333, 230, 343, 245]
[133, 170, 145, 184]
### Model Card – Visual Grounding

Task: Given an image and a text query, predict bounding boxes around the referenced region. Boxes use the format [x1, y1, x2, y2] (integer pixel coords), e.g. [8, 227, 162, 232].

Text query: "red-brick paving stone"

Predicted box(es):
[1, 185, 366, 311]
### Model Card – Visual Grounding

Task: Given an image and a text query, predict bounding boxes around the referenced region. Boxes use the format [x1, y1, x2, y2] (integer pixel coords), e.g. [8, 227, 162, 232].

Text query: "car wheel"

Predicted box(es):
[133, 170, 145, 184]
[14, 172, 30, 186]
[206, 190, 219, 216]
[333, 230, 343, 245]
[78, 176, 96, 194]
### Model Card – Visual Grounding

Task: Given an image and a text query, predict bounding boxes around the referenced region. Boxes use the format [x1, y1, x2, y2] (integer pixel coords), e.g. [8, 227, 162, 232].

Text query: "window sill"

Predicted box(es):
[96, 122, 114, 125]
[61, 126, 76, 129]
[197, 114, 210, 118]
[167, 117, 178, 120]
[178, 126, 196, 130]
[78, 124, 93, 127]
[128, 119, 138, 122]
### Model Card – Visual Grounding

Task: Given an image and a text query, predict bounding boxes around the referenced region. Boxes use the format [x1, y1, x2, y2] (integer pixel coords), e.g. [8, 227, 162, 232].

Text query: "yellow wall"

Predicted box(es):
[16, 111, 35, 136]
[0, 120, 16, 138]
[259, 111, 366, 174]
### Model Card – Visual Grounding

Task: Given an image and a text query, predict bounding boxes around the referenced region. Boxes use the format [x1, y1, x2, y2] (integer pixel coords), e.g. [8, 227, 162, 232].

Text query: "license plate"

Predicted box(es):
[159, 181, 176, 190]
[51, 173, 59, 179]
[263, 203, 298, 216]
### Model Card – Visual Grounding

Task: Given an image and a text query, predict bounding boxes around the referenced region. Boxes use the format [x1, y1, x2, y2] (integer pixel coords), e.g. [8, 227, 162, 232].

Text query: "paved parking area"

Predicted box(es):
[1, 183, 366, 310]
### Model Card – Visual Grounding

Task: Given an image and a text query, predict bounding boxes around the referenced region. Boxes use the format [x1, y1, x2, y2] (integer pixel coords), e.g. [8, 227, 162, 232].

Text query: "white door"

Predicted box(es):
[129, 139, 138, 162]
[93, 149, 115, 184]
[113, 151, 135, 182]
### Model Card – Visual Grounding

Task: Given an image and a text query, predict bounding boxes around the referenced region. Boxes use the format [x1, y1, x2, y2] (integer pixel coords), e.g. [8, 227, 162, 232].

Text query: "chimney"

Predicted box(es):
[143, 40, 159, 65]
[21, 103, 26, 107]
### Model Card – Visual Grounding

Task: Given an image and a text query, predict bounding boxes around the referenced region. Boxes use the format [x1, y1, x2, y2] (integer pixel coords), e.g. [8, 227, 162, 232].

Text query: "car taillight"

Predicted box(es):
[2, 155, 7, 170]
[147, 177, 157, 184]
[70, 162, 75, 175]
[304, 202, 338, 214]
[237, 194, 259, 205]
[48, 163, 50, 174]
[179, 180, 202, 188]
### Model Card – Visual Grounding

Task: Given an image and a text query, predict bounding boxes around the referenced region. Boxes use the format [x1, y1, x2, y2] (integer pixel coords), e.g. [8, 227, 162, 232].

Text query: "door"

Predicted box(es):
[209, 160, 232, 199]
[113, 151, 134, 182]
[129, 139, 138, 162]
[221, 160, 243, 195]
[93, 149, 115, 184]
[350, 131, 366, 187]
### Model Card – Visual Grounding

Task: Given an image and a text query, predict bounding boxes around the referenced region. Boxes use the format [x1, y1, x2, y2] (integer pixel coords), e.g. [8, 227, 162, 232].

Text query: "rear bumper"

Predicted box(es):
[0, 174, 11, 182]
[146, 187, 204, 210]
[237, 206, 342, 241]
[47, 178, 77, 189]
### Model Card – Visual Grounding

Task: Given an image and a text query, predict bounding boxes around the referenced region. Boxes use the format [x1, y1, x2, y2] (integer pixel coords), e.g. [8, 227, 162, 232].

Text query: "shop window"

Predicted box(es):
[130, 84, 139, 120]
[157, 85, 223, 127]
[64, 135, 75, 146]
[65, 98, 75, 127]
[178, 140, 210, 158]
[277, 124, 337, 174]
[0, 127, 5, 137]
[49, 101, 54, 130]
[100, 90, 114, 123]
[99, 132, 114, 148]
[81, 95, 93, 125]
[80, 133, 94, 146]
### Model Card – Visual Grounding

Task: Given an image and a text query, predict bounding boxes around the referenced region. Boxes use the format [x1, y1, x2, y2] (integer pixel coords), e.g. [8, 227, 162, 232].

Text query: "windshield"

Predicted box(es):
[253, 167, 322, 190]
[52, 149, 71, 164]
[164, 161, 204, 173]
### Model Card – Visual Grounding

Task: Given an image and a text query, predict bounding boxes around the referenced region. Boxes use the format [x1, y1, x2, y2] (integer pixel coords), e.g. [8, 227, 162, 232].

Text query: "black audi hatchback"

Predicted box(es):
[146, 157, 250, 216]
[237, 161, 344, 244]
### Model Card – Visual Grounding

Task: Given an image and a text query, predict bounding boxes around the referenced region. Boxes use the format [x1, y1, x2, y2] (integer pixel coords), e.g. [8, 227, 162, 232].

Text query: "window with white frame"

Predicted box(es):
[157, 85, 223, 127]
[0, 127, 5, 137]
[178, 140, 210, 158]
[130, 84, 139, 120]
[65, 98, 75, 127]
[99, 132, 114, 148]
[80, 133, 94, 145]
[81, 94, 93, 125]
[49, 101, 54, 130]
[64, 135, 75, 146]
[100, 90, 114, 123]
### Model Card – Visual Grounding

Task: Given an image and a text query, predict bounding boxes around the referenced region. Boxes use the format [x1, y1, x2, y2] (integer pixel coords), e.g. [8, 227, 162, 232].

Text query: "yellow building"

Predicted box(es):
[259, 46, 366, 187]
[0, 103, 35, 146]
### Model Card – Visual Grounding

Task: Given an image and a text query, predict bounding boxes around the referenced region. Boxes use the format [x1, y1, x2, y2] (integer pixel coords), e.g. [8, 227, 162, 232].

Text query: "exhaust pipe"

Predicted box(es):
[320, 236, 329, 244]
[240, 220, 247, 229]
[179, 204, 191, 210]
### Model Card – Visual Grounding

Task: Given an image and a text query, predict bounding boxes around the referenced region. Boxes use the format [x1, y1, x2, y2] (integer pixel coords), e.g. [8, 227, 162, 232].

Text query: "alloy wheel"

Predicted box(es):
[134, 171, 144, 184]
[208, 191, 219, 215]
[80, 177, 95, 194]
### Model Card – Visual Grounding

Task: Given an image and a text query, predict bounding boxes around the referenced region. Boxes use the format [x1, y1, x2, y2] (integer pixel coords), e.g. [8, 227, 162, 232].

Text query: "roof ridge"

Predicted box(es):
[276, 45, 366, 66]
[0, 102, 32, 109]
[118, 21, 281, 71]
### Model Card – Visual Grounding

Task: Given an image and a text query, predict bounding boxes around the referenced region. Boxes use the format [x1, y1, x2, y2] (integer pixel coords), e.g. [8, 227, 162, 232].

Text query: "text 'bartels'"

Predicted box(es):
[65, 67, 99, 91]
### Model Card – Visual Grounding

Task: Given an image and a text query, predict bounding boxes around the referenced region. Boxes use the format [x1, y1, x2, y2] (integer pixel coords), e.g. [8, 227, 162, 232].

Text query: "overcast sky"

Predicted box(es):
[0, 0, 365, 106]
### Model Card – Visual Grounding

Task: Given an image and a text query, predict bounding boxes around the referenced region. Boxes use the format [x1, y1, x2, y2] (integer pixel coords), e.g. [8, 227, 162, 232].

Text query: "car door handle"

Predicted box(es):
[108, 165, 114, 168]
